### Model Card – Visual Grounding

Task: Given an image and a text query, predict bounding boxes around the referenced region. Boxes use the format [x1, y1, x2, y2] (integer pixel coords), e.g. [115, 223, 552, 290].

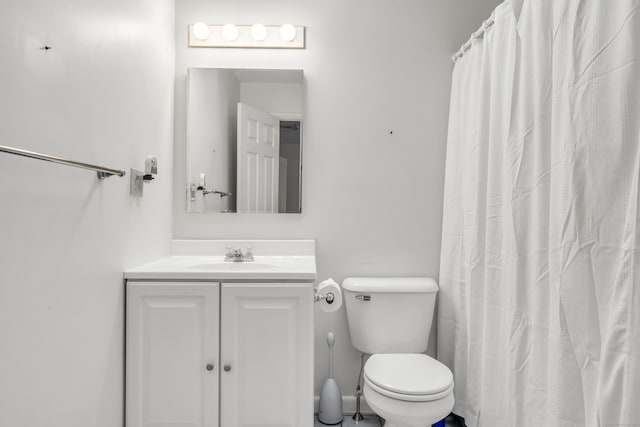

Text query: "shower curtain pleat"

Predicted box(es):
[438, 1, 640, 426]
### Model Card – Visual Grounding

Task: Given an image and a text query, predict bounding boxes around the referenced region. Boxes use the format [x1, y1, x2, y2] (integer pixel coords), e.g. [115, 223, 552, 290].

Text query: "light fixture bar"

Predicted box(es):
[189, 24, 305, 49]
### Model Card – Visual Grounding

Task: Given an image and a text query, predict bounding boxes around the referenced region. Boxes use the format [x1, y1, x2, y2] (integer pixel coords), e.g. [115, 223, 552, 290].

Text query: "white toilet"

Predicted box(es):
[342, 277, 454, 427]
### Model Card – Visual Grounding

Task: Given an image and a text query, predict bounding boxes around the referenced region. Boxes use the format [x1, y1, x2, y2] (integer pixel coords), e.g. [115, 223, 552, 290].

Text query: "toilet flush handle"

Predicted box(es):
[355, 295, 371, 301]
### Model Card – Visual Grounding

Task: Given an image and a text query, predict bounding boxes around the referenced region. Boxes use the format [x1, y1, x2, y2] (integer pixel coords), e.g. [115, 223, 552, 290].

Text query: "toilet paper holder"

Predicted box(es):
[314, 278, 343, 313]
[314, 291, 335, 304]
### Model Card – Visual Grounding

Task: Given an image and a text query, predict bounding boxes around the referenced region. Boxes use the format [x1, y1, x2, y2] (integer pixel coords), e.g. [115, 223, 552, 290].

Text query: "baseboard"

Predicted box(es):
[314, 395, 374, 415]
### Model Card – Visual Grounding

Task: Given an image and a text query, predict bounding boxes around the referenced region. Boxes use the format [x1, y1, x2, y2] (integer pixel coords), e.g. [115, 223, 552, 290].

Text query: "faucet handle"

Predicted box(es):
[225, 246, 234, 258]
[244, 246, 254, 261]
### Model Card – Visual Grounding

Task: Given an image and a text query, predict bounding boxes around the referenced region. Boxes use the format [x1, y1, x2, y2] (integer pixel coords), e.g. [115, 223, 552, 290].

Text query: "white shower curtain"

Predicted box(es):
[438, 1, 640, 426]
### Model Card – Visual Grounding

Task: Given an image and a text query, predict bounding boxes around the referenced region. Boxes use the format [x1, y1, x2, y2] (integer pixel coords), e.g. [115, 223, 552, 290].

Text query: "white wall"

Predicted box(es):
[241, 82, 304, 115]
[173, 0, 502, 405]
[0, 0, 175, 425]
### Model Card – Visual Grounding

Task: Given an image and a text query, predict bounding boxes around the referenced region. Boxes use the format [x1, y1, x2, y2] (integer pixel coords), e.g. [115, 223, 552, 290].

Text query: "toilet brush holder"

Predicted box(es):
[318, 332, 343, 425]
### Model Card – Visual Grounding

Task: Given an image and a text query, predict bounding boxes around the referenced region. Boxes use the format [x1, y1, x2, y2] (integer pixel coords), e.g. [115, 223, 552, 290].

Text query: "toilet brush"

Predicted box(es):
[318, 332, 343, 425]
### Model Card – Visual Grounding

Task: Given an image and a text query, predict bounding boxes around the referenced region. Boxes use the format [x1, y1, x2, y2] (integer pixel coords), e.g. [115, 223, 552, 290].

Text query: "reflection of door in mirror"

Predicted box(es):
[237, 103, 280, 213]
[236, 106, 303, 213]
[186, 68, 303, 214]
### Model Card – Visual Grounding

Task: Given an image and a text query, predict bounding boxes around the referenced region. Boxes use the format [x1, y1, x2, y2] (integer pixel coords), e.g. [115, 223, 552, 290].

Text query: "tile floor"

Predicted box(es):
[313, 414, 466, 427]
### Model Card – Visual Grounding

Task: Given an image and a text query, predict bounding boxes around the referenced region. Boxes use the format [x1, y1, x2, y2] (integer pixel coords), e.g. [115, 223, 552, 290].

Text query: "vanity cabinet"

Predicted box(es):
[126, 281, 313, 427]
[126, 282, 220, 427]
[221, 284, 313, 427]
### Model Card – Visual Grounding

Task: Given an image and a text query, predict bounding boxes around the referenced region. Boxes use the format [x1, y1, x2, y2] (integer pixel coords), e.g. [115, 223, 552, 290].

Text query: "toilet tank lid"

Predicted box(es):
[341, 277, 438, 293]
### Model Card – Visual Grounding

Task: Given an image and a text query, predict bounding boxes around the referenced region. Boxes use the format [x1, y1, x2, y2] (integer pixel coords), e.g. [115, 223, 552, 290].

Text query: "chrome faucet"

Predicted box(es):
[224, 246, 254, 262]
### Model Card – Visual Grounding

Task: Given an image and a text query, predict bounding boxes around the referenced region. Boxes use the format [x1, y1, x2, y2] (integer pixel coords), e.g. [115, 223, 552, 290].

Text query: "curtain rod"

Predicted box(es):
[451, 15, 495, 63]
[0, 144, 126, 180]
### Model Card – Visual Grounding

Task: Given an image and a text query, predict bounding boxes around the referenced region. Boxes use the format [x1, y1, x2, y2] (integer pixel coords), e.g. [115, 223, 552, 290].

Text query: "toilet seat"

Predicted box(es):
[364, 354, 454, 402]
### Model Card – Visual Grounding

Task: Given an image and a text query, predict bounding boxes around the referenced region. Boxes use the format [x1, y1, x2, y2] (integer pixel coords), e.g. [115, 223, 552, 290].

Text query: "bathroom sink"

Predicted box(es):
[124, 245, 316, 281]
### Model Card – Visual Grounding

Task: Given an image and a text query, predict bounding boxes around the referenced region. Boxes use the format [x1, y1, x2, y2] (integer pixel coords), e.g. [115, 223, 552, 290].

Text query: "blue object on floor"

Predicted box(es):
[432, 419, 446, 427]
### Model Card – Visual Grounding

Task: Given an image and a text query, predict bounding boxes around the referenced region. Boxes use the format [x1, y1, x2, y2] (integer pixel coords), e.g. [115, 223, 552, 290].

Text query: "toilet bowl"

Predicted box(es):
[341, 277, 455, 427]
[363, 354, 454, 427]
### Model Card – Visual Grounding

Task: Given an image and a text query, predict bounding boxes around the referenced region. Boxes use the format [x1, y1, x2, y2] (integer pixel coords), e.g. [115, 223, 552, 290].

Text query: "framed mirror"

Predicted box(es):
[186, 68, 304, 214]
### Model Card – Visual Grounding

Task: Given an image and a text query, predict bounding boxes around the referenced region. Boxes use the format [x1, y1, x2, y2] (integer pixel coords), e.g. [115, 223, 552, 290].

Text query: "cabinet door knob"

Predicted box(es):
[206, 363, 214, 371]
[224, 364, 232, 372]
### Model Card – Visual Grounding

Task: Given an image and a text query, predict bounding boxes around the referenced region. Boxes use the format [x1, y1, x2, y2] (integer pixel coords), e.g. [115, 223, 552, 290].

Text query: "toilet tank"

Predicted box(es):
[342, 277, 438, 354]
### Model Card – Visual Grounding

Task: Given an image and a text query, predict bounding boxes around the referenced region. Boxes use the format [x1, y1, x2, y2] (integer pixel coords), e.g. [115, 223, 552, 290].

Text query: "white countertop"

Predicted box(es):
[124, 255, 317, 281]
[124, 240, 317, 281]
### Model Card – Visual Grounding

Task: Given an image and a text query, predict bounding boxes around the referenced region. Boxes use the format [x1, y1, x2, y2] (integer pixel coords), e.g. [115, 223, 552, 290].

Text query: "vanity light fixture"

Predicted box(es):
[188, 23, 305, 48]
[222, 23, 239, 41]
[251, 23, 268, 41]
[191, 22, 210, 41]
[279, 24, 296, 42]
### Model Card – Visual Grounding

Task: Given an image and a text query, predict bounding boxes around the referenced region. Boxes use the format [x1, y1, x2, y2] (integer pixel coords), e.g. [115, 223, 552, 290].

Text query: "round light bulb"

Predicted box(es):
[192, 22, 210, 41]
[251, 23, 268, 41]
[222, 23, 239, 41]
[280, 24, 296, 42]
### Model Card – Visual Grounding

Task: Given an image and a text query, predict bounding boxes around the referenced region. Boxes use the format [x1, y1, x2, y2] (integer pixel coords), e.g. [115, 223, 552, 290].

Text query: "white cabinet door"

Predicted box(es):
[126, 282, 220, 427]
[221, 284, 313, 427]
